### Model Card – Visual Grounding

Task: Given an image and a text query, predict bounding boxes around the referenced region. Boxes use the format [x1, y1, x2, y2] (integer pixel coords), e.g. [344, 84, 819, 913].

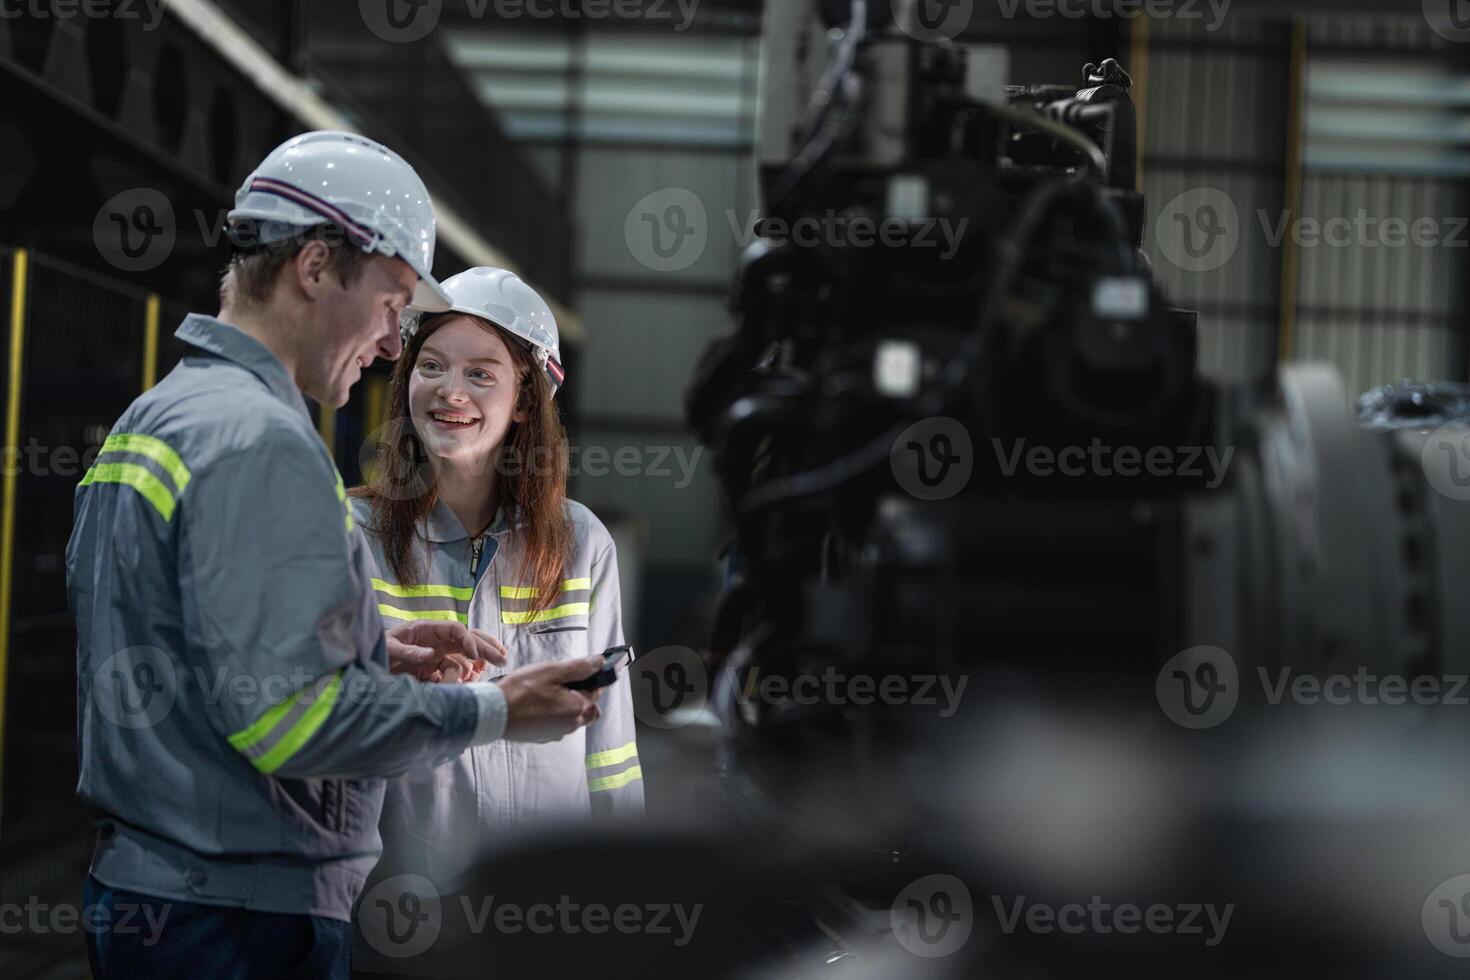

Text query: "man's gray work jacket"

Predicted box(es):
[66, 314, 506, 922]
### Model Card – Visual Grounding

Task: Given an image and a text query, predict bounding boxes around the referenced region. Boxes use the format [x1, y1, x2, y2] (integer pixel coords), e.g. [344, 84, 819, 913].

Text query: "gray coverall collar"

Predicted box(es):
[175, 313, 312, 421]
[423, 496, 521, 543]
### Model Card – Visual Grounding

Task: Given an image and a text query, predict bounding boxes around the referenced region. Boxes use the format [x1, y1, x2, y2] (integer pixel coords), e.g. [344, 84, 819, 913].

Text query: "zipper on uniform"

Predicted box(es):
[470, 535, 486, 576]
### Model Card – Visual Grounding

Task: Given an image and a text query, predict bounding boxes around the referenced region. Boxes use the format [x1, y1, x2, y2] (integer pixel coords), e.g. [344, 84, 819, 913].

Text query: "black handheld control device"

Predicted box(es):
[564, 645, 634, 691]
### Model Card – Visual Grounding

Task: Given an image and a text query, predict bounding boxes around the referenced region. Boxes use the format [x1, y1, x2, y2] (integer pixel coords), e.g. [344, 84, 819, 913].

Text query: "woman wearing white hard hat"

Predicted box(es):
[348, 268, 643, 958]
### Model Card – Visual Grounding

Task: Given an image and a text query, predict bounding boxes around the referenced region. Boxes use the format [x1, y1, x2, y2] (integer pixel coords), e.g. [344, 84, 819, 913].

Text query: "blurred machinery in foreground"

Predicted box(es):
[674, 0, 1470, 974]
[687, 0, 1470, 791]
[427, 4, 1470, 977]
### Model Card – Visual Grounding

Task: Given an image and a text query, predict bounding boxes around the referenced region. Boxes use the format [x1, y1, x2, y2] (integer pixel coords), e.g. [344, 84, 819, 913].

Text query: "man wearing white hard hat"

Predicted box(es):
[66, 132, 605, 978]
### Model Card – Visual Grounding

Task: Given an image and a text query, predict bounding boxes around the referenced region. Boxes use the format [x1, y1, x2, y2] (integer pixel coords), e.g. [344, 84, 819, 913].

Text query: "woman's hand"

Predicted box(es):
[386, 622, 507, 683]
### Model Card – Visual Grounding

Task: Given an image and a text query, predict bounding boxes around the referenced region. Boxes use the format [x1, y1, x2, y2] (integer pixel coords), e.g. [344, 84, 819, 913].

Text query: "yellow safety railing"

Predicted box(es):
[143, 293, 161, 390]
[1277, 18, 1308, 363]
[0, 248, 29, 834]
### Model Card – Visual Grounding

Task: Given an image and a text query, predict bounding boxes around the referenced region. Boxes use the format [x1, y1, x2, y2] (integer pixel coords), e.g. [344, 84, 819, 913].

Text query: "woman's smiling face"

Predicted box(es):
[408, 315, 526, 467]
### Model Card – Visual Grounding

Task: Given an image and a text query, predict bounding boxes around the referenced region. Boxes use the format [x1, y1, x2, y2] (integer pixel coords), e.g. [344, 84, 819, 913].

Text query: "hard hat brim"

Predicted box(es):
[409, 266, 454, 313]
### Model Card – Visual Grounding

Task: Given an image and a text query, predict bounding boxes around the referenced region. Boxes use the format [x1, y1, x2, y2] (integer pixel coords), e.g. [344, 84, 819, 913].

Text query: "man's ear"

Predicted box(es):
[293, 240, 333, 300]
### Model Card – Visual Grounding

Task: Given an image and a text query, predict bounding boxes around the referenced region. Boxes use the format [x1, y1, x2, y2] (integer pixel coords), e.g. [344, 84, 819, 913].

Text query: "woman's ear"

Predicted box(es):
[511, 371, 531, 425]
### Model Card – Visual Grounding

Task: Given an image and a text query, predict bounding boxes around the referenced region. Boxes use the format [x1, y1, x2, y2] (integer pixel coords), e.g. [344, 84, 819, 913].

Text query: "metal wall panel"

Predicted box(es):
[1295, 38, 1470, 392]
[571, 289, 734, 423]
[1142, 23, 1289, 383]
[571, 427, 721, 567]
[576, 145, 755, 287]
[524, 144, 569, 193]
[1143, 167, 1284, 382]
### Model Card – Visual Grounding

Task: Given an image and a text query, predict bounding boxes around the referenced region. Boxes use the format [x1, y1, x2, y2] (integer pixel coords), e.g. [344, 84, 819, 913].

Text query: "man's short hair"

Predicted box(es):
[219, 223, 375, 308]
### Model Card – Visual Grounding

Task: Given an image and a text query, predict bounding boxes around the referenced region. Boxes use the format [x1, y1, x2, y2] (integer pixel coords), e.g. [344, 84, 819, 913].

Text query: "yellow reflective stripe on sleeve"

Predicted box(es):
[588, 765, 643, 793]
[80, 463, 179, 521]
[586, 740, 639, 770]
[226, 672, 344, 775]
[377, 603, 469, 624]
[226, 689, 298, 753]
[333, 470, 351, 533]
[501, 601, 590, 625]
[499, 578, 592, 599]
[100, 433, 191, 492]
[253, 674, 343, 775]
[373, 578, 474, 600]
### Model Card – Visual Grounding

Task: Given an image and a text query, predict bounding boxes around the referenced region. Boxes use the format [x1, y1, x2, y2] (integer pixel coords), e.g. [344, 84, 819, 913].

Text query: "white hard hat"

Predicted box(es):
[226, 131, 452, 311]
[401, 266, 564, 395]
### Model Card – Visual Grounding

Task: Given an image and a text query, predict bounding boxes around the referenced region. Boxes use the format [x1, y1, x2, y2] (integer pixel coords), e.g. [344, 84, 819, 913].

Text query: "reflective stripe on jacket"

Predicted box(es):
[66, 314, 506, 923]
[350, 494, 644, 891]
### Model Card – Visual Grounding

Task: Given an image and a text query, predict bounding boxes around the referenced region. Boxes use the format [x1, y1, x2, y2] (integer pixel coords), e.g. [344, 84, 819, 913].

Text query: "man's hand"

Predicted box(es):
[387, 622, 507, 684]
[498, 655, 605, 742]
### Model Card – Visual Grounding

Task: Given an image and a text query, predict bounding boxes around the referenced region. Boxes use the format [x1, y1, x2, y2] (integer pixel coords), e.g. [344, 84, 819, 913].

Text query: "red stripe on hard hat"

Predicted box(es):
[547, 358, 565, 385]
[247, 177, 377, 248]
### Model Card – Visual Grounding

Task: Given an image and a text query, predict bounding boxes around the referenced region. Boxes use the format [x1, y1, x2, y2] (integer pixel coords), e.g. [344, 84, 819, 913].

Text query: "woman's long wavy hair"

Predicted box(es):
[350, 313, 573, 621]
